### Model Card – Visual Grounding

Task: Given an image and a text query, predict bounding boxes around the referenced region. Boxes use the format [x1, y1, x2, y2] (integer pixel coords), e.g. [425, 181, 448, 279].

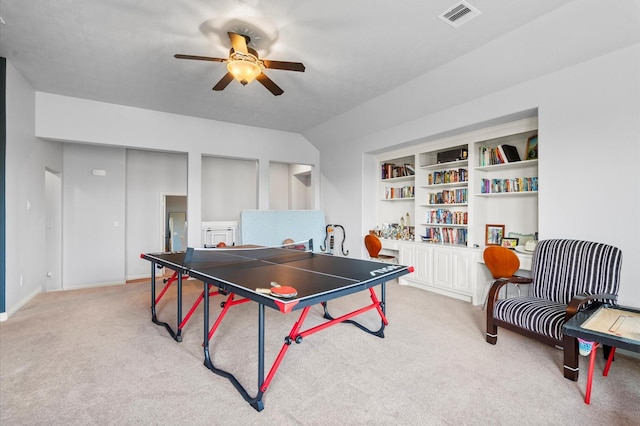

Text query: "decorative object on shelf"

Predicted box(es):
[437, 148, 468, 164]
[485, 224, 505, 246]
[515, 239, 538, 254]
[501, 237, 519, 249]
[526, 135, 538, 160]
[508, 232, 535, 248]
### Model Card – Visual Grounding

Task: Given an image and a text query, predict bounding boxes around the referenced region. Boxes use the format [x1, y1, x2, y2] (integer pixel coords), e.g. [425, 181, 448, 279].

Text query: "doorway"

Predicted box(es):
[162, 194, 187, 252]
[45, 169, 62, 291]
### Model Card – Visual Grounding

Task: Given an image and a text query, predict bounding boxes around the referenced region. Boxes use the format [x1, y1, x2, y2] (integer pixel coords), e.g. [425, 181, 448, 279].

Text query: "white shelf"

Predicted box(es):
[421, 159, 469, 171]
[422, 181, 468, 189]
[381, 197, 415, 201]
[422, 223, 468, 228]
[475, 159, 537, 172]
[420, 203, 468, 207]
[475, 191, 537, 197]
[381, 175, 415, 183]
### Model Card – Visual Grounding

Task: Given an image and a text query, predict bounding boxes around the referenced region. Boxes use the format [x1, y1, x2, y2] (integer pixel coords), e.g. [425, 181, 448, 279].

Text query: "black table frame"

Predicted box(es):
[141, 250, 412, 411]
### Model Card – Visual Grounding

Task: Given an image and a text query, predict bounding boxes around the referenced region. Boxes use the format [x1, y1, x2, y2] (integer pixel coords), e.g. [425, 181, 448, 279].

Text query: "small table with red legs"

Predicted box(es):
[563, 303, 640, 404]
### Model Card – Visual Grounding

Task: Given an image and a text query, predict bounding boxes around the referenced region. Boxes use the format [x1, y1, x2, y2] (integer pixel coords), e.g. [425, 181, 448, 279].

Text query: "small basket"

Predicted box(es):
[578, 338, 595, 356]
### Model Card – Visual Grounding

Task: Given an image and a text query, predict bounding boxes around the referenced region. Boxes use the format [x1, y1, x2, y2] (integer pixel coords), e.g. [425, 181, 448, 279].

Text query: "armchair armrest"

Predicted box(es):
[565, 293, 618, 321]
[487, 276, 533, 306]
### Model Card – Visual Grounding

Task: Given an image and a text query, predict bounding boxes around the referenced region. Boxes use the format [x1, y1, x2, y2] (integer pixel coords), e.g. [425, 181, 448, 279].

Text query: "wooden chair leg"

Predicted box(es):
[563, 335, 579, 381]
[486, 318, 497, 344]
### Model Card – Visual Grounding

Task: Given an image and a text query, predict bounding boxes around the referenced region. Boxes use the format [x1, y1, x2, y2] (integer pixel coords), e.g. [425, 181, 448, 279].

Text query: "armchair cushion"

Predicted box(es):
[493, 297, 567, 341]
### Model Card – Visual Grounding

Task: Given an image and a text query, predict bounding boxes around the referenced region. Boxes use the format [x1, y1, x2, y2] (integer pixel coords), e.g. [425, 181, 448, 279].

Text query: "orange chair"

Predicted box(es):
[482, 246, 527, 309]
[364, 234, 396, 263]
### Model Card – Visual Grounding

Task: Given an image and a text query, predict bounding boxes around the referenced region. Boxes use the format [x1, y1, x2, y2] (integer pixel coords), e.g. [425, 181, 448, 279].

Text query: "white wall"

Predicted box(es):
[5, 60, 63, 315]
[311, 43, 640, 306]
[34, 93, 320, 248]
[2, 73, 319, 317]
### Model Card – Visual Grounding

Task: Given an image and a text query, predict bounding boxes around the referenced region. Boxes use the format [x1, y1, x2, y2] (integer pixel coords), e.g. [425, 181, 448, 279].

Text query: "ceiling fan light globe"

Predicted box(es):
[227, 60, 262, 85]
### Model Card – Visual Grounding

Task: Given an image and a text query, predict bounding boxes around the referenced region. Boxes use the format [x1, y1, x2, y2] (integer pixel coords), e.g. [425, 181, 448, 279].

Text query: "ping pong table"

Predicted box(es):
[141, 242, 413, 411]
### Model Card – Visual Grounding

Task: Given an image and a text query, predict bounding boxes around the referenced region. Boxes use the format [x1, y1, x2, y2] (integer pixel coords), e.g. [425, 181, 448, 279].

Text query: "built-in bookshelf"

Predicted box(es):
[373, 116, 538, 305]
[417, 149, 469, 246]
[472, 129, 538, 246]
[379, 155, 415, 201]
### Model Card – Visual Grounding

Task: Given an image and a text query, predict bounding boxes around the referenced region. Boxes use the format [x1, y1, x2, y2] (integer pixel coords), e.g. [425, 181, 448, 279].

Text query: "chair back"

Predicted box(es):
[364, 234, 382, 258]
[483, 246, 520, 279]
[529, 239, 622, 304]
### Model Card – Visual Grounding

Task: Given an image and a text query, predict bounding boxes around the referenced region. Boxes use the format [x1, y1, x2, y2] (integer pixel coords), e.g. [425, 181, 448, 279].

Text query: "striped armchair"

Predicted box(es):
[485, 239, 622, 381]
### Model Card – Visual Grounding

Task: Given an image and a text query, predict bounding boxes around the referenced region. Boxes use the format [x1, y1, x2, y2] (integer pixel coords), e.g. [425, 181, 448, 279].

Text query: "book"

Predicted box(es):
[499, 144, 521, 162]
[496, 145, 508, 163]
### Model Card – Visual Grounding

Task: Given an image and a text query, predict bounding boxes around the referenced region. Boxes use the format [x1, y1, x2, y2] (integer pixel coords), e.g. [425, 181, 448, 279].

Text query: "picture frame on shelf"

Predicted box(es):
[501, 237, 519, 249]
[485, 224, 505, 246]
[526, 135, 538, 160]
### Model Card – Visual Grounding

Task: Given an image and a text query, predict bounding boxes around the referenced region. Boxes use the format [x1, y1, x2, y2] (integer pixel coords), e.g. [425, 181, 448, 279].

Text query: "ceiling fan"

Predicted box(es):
[175, 32, 305, 96]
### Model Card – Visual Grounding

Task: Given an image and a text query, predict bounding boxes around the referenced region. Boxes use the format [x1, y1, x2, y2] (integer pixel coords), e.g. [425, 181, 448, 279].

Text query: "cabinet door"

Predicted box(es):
[414, 245, 432, 284]
[398, 244, 415, 281]
[433, 247, 452, 289]
[452, 249, 471, 293]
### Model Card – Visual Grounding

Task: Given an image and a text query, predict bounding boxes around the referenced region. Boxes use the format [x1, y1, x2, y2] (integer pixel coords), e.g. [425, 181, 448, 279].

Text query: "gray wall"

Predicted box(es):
[125, 149, 188, 280]
[5, 60, 63, 315]
[201, 156, 257, 222]
[62, 144, 126, 288]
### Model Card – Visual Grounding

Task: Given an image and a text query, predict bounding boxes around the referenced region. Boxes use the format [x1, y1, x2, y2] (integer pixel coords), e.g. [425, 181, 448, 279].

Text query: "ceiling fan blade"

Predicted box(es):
[212, 72, 235, 91]
[228, 32, 248, 54]
[262, 60, 305, 72]
[174, 54, 226, 63]
[256, 73, 284, 96]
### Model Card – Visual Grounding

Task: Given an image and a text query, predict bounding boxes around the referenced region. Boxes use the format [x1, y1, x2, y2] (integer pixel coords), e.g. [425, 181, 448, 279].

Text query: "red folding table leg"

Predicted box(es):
[155, 271, 179, 305]
[584, 343, 600, 405]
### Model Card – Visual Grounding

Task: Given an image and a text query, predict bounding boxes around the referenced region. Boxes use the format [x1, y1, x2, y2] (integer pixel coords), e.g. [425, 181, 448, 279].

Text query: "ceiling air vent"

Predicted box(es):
[439, 1, 481, 28]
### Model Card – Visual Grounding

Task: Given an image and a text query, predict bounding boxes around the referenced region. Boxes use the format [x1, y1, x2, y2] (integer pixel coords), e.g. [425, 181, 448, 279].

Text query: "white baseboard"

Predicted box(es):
[3, 286, 43, 320]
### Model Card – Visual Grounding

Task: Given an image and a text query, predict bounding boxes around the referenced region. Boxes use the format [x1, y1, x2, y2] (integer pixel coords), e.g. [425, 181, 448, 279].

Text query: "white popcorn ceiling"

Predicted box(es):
[0, 0, 573, 134]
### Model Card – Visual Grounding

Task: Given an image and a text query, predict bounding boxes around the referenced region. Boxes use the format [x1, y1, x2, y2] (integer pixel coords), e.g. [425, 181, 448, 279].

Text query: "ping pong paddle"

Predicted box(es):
[269, 285, 298, 298]
[255, 281, 298, 298]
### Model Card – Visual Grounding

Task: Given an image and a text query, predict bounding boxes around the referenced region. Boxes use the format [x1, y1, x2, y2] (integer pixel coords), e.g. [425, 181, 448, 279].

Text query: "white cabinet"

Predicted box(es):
[384, 239, 477, 303]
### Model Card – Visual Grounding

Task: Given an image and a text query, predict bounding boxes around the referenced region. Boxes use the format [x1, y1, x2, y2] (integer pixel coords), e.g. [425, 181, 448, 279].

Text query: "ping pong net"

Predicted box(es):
[181, 239, 314, 271]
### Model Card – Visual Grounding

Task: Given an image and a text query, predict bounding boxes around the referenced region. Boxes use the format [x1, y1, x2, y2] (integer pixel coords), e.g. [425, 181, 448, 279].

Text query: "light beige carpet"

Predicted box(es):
[1, 280, 639, 425]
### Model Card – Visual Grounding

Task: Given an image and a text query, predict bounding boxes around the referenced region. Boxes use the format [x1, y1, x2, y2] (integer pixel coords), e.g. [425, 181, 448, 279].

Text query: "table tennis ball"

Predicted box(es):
[217, 242, 227, 248]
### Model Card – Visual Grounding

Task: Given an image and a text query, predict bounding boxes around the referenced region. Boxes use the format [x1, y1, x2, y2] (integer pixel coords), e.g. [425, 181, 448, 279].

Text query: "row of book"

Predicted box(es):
[427, 188, 468, 205]
[426, 209, 468, 225]
[381, 162, 415, 180]
[479, 177, 538, 194]
[384, 185, 415, 199]
[478, 144, 521, 167]
[423, 227, 468, 245]
[427, 168, 468, 185]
